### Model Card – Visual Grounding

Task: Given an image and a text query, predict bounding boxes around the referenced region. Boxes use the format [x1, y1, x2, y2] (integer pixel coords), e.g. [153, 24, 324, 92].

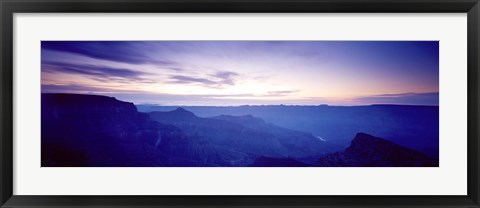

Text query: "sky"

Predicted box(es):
[41, 41, 439, 106]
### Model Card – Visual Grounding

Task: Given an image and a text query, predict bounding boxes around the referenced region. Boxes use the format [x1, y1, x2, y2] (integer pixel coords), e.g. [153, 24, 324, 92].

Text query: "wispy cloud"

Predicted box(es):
[353, 92, 439, 106]
[169, 75, 217, 85]
[169, 70, 239, 88]
[42, 41, 174, 65]
[167, 67, 186, 72]
[41, 84, 148, 94]
[266, 90, 300, 96]
[42, 84, 107, 93]
[42, 61, 152, 83]
[211, 71, 239, 86]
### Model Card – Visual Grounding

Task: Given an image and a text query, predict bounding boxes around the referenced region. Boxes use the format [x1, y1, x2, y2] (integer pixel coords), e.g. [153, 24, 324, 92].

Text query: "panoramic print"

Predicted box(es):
[41, 41, 439, 167]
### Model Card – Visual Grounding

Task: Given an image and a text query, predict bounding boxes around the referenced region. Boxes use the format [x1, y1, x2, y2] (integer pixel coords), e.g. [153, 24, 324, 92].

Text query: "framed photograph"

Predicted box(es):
[1, 0, 479, 207]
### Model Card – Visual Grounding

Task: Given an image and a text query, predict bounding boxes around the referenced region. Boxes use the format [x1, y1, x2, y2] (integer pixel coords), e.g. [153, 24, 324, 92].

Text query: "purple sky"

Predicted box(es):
[41, 41, 439, 106]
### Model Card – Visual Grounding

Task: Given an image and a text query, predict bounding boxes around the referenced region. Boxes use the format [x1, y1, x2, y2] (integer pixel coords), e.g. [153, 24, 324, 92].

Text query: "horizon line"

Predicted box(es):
[135, 103, 440, 107]
[41, 92, 440, 107]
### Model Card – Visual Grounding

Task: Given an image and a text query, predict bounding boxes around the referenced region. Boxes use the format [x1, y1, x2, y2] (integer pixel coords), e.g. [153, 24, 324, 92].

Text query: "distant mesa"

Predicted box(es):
[174, 107, 188, 112]
[149, 107, 200, 123]
[171, 107, 197, 117]
[210, 114, 266, 126]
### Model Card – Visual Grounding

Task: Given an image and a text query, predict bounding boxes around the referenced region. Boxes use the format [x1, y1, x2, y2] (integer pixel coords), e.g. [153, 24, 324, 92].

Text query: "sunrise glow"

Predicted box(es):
[41, 41, 439, 106]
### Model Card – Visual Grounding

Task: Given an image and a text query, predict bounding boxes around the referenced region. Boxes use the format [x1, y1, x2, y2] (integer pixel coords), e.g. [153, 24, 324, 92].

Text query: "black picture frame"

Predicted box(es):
[1, 0, 479, 207]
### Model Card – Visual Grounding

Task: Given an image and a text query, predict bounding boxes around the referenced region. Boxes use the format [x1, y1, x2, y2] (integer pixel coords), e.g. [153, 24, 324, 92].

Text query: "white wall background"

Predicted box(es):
[13, 13, 467, 195]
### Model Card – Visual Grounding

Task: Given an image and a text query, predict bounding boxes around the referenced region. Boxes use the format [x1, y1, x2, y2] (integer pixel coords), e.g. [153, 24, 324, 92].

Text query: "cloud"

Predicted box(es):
[266, 90, 300, 96]
[42, 61, 151, 83]
[353, 92, 439, 106]
[211, 71, 239, 85]
[41, 84, 146, 94]
[40, 87, 262, 106]
[202, 93, 255, 98]
[88, 92, 306, 106]
[167, 67, 186, 72]
[42, 84, 107, 93]
[42, 41, 174, 65]
[169, 75, 218, 85]
[169, 70, 239, 88]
